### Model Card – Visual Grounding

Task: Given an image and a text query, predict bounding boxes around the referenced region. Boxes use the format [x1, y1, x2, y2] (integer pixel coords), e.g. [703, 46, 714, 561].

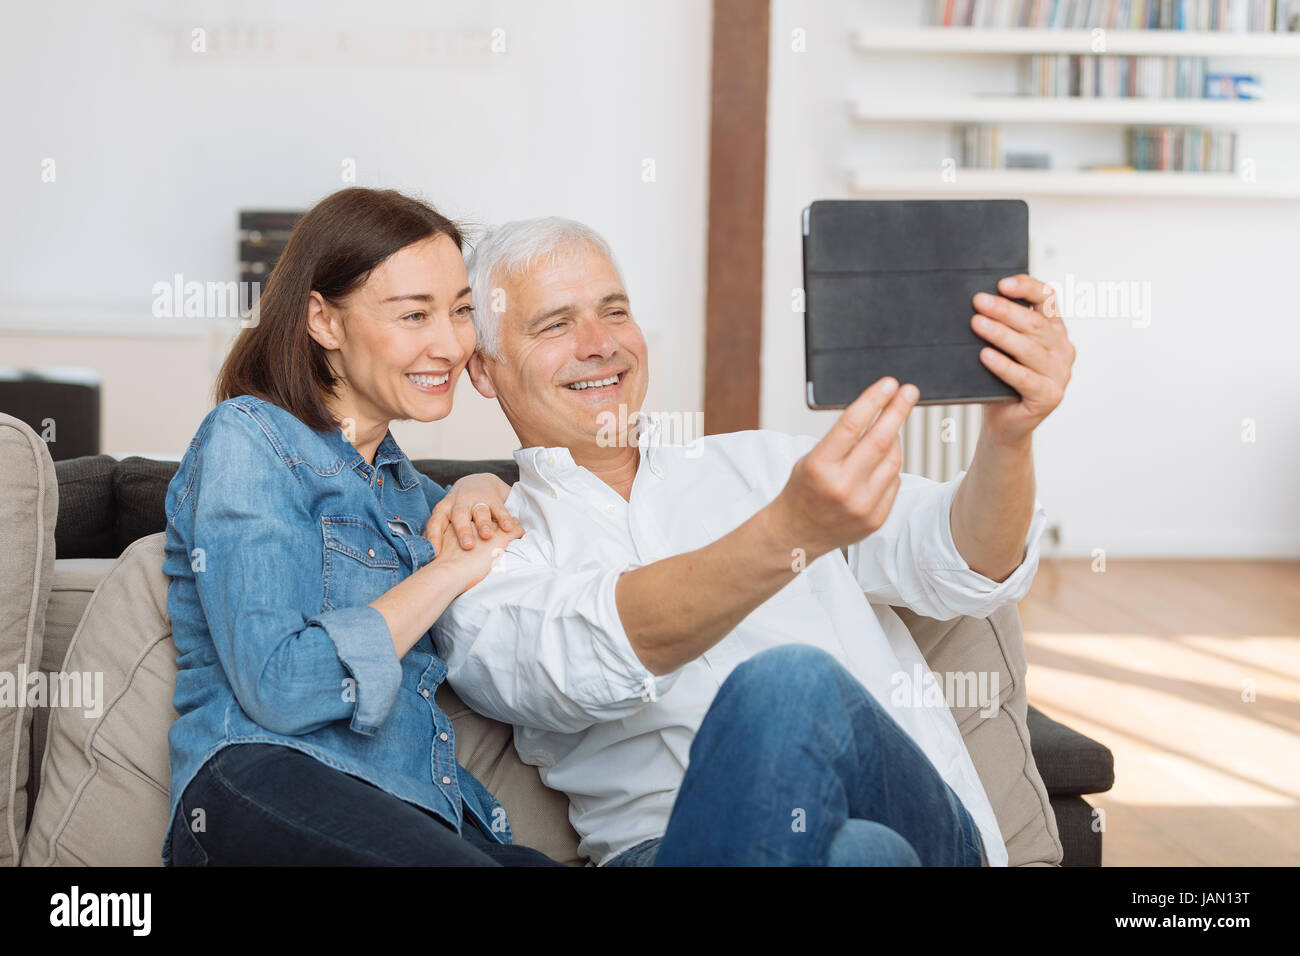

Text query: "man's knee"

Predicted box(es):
[724, 644, 849, 700]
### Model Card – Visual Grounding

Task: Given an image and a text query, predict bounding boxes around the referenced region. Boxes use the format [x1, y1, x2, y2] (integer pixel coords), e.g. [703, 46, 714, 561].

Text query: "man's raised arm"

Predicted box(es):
[615, 377, 919, 675]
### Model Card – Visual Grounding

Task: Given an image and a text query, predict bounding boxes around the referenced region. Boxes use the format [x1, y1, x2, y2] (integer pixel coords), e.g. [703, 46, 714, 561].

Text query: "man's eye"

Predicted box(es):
[543, 321, 566, 332]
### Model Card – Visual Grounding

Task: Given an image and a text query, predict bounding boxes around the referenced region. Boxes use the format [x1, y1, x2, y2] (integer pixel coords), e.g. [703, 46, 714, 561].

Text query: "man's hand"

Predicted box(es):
[766, 376, 919, 563]
[971, 274, 1076, 447]
[426, 473, 517, 551]
[614, 375, 919, 676]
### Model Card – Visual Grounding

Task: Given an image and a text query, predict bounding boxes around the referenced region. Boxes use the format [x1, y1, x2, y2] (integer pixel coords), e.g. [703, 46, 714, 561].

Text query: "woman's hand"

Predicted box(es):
[431, 520, 523, 593]
[426, 473, 518, 550]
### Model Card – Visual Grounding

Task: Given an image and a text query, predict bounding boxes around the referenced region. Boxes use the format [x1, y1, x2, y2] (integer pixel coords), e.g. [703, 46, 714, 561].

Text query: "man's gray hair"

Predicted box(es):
[466, 217, 624, 361]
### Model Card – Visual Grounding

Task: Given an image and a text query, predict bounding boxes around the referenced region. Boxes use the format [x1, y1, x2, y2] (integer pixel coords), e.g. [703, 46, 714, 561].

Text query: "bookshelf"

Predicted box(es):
[850, 96, 1300, 124]
[847, 167, 1300, 198]
[848, 25, 1300, 198]
[853, 27, 1300, 57]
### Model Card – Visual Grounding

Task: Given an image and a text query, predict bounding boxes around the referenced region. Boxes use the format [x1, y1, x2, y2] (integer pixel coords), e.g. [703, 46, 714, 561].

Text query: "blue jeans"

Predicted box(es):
[605, 645, 987, 867]
[168, 742, 562, 866]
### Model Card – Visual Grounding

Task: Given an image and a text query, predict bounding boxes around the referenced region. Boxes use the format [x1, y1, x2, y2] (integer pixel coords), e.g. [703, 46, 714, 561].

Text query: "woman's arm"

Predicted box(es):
[184, 405, 396, 736]
[368, 520, 522, 658]
[185, 406, 525, 737]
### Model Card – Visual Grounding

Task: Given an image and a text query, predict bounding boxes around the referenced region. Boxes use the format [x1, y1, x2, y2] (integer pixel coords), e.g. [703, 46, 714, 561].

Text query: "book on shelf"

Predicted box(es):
[1025, 54, 1213, 96]
[1128, 125, 1237, 168]
[954, 122, 1236, 171]
[933, 0, 1297, 32]
[955, 123, 1005, 167]
[1204, 72, 1264, 96]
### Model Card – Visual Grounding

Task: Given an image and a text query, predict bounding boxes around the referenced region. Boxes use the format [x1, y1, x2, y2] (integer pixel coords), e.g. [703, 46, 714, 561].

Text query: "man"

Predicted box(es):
[432, 217, 1075, 866]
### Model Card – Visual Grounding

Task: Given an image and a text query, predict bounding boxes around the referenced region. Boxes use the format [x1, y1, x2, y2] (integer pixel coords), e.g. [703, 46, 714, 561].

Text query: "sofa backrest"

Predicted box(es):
[53, 454, 522, 560]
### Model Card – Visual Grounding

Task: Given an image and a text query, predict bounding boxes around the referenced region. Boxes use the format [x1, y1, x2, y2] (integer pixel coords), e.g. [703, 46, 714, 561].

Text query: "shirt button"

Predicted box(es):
[439, 732, 449, 742]
[551, 490, 559, 499]
[604, 504, 615, 515]
[377, 476, 384, 486]
[421, 688, 430, 698]
[546, 455, 556, 467]
[441, 776, 452, 786]
[367, 548, 376, 558]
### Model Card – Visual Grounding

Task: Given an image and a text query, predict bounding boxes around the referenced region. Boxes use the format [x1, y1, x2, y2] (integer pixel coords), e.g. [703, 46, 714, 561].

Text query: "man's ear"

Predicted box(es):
[467, 351, 497, 399]
[305, 291, 343, 351]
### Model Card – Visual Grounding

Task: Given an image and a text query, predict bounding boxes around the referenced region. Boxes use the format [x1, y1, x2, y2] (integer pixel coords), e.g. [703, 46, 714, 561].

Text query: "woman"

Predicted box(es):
[161, 187, 558, 866]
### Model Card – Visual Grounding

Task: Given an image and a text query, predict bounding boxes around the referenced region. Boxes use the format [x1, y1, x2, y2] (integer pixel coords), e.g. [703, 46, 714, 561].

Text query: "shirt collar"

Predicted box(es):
[514, 414, 669, 492]
[320, 422, 420, 489]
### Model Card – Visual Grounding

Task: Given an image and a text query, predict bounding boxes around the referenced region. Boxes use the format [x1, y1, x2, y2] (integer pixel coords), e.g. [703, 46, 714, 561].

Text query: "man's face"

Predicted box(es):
[469, 244, 648, 452]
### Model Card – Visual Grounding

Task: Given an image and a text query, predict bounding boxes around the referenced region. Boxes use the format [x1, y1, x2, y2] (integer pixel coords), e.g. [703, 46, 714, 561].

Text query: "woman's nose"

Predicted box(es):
[424, 313, 469, 361]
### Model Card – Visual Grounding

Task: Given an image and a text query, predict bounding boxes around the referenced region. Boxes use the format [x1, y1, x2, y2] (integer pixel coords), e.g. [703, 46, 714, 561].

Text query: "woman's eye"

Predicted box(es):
[401, 312, 427, 323]
[455, 304, 475, 318]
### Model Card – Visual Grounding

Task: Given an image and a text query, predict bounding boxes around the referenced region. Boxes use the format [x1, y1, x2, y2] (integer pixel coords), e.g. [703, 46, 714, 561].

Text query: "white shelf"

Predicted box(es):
[854, 27, 1300, 57]
[847, 168, 1300, 198]
[850, 95, 1300, 124]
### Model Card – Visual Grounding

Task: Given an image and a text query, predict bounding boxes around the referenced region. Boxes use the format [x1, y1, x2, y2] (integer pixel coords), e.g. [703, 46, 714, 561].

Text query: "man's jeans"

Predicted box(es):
[605, 644, 987, 867]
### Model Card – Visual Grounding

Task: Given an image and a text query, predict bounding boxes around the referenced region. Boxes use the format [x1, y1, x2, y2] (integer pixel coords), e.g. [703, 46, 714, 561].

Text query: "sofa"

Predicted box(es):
[0, 411, 1114, 867]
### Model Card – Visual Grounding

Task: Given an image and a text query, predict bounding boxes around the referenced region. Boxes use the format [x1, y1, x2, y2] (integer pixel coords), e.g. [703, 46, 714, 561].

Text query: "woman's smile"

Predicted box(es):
[405, 370, 453, 394]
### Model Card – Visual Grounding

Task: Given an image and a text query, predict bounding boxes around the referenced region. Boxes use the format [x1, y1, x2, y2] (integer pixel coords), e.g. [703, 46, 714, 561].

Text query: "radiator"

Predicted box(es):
[901, 403, 983, 483]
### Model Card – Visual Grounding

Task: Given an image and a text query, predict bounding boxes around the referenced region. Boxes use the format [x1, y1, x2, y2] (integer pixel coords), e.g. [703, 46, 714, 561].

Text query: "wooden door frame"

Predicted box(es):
[703, 0, 770, 434]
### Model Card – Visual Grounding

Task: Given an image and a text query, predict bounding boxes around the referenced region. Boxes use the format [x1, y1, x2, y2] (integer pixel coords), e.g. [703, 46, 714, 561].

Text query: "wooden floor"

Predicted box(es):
[1019, 558, 1300, 866]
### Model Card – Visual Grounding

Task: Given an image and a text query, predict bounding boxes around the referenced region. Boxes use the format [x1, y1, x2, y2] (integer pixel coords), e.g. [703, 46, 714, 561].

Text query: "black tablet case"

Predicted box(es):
[803, 199, 1027, 408]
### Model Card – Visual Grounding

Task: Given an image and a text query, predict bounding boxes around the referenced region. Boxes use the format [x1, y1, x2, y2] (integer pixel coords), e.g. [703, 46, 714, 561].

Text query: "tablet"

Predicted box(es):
[803, 199, 1028, 409]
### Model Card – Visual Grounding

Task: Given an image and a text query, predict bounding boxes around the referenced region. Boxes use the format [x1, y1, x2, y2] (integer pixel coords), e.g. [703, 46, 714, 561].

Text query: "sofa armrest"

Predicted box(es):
[1027, 705, 1116, 796]
[0, 413, 58, 866]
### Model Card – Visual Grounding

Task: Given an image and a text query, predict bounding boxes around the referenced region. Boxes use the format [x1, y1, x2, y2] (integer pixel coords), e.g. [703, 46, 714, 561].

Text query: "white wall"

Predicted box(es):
[0, 0, 711, 460]
[764, 0, 1300, 557]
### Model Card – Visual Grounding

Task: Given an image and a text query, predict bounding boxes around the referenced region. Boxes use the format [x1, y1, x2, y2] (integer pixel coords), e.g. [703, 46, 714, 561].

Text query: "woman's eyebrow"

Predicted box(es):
[380, 286, 471, 304]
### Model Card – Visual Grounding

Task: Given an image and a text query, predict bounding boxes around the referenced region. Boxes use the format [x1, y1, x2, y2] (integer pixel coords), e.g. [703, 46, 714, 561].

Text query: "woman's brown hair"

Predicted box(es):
[214, 187, 465, 431]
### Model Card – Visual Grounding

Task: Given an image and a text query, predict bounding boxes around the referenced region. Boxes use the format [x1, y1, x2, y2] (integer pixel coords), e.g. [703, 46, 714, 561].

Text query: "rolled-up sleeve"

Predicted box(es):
[847, 468, 1048, 621]
[432, 545, 683, 734]
[187, 405, 400, 736]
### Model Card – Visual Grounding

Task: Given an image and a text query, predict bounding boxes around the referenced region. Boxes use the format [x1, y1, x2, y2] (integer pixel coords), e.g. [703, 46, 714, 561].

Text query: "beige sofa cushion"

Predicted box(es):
[26, 559, 116, 814]
[896, 603, 1062, 866]
[23, 533, 583, 866]
[0, 413, 57, 867]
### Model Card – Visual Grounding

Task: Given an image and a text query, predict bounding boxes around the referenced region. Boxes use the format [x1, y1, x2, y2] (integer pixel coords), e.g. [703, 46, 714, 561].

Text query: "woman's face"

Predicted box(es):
[310, 233, 476, 433]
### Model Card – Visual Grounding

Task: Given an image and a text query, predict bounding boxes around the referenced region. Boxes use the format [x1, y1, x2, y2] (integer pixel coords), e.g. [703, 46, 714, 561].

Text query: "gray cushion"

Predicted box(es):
[51, 455, 522, 559]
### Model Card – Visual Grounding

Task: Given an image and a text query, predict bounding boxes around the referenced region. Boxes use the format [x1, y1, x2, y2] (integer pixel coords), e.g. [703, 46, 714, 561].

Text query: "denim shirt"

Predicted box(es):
[160, 394, 512, 864]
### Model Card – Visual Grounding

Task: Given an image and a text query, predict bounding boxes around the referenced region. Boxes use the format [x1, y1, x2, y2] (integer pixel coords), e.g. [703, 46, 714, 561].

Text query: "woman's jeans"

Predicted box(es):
[168, 742, 561, 866]
[605, 644, 987, 867]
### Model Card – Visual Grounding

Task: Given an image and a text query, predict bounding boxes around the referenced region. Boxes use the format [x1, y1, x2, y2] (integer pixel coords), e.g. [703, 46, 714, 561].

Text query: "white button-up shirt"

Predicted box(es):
[433, 425, 1047, 867]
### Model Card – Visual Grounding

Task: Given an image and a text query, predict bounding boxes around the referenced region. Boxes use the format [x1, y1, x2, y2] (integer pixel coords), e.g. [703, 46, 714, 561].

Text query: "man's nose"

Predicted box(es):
[573, 314, 617, 359]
